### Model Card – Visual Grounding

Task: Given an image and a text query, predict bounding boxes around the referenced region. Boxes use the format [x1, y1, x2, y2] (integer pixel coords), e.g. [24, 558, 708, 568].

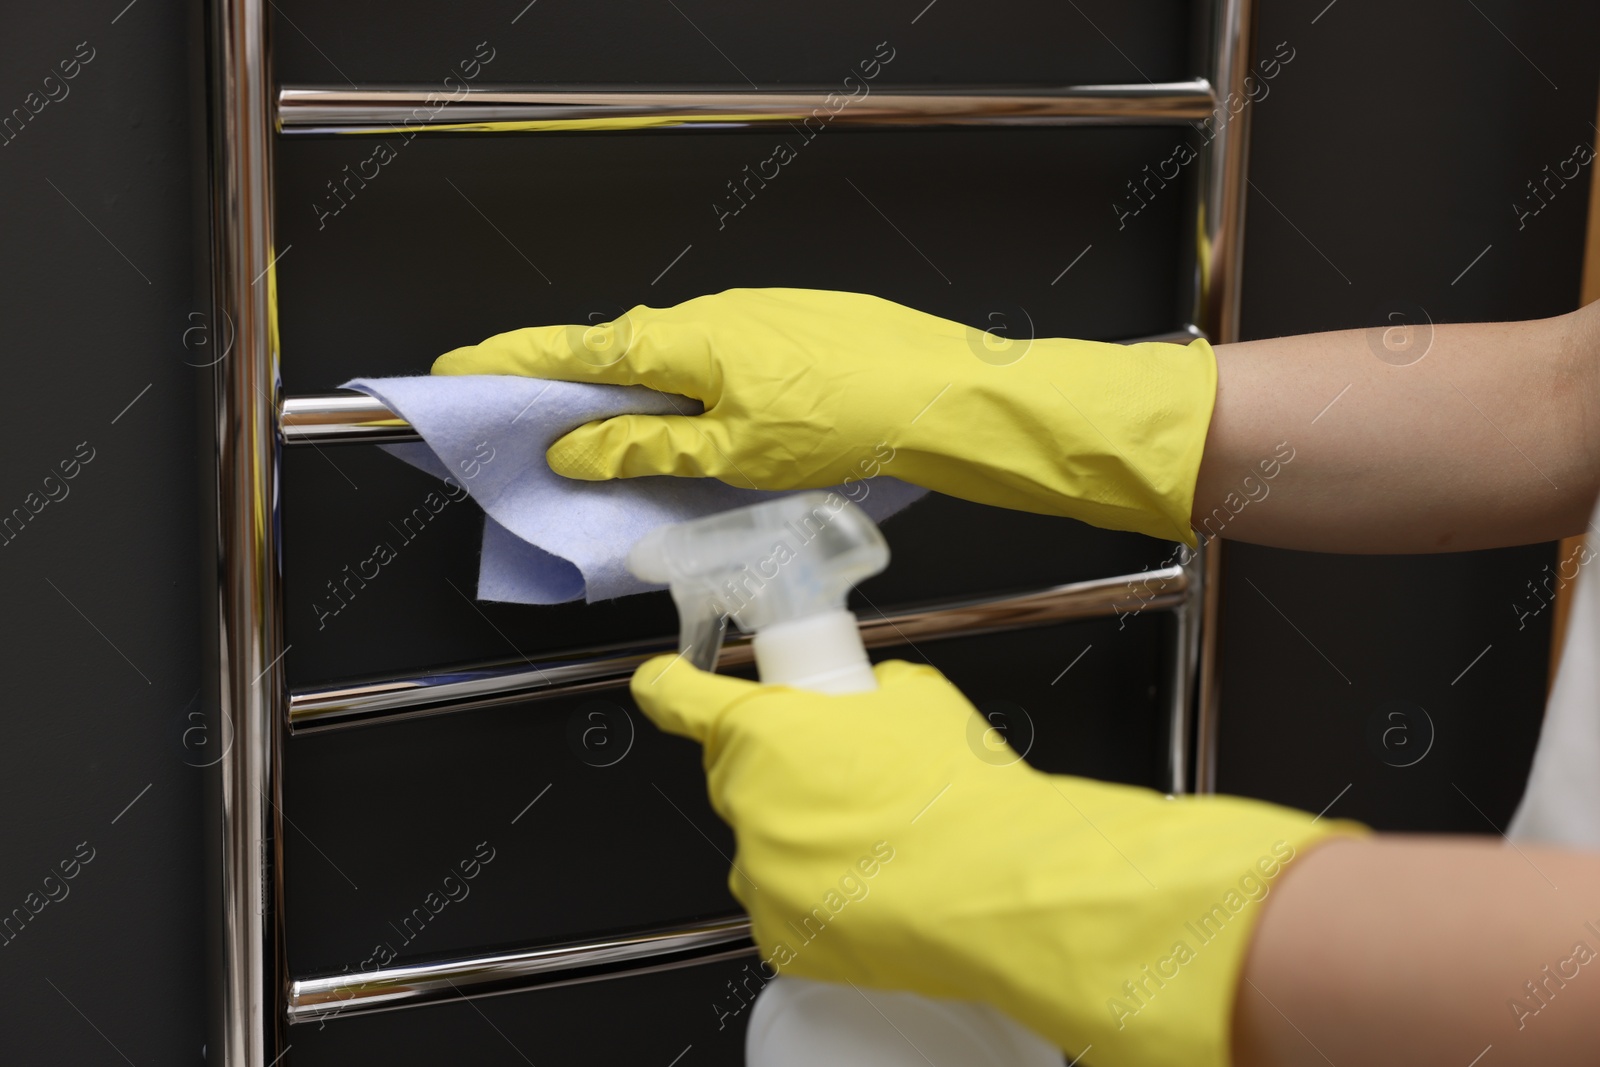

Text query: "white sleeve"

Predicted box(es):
[1508, 492, 1600, 846]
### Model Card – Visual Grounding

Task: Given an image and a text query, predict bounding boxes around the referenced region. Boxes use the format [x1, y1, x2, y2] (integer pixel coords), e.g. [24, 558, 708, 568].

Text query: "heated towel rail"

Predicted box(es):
[202, 1, 1254, 1061]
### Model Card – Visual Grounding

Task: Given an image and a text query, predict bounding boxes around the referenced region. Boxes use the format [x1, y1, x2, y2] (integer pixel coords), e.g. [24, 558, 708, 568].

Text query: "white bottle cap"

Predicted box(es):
[748, 976, 1063, 1067]
[751, 609, 877, 694]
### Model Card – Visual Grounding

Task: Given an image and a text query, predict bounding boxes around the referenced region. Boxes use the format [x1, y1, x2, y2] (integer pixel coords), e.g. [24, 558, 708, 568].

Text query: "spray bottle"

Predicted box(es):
[628, 492, 1062, 1067]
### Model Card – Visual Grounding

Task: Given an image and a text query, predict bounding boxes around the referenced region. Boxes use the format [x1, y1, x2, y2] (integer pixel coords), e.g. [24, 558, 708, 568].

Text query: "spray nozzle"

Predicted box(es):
[627, 492, 889, 673]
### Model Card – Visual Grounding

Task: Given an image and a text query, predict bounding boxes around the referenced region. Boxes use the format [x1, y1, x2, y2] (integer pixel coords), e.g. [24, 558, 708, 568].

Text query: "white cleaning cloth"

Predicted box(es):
[343, 376, 926, 604]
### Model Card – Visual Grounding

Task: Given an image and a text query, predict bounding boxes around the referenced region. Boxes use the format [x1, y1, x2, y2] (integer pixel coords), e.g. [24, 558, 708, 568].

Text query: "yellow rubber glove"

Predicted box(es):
[631, 655, 1366, 1067]
[432, 288, 1217, 546]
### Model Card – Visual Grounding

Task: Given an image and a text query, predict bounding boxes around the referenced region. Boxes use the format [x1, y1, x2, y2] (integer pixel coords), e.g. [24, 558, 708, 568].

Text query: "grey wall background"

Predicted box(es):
[0, 1, 1595, 1064]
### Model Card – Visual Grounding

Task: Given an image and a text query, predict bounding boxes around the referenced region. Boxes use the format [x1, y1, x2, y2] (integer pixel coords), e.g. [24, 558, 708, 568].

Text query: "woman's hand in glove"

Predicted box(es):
[433, 288, 1218, 545]
[631, 653, 1365, 1067]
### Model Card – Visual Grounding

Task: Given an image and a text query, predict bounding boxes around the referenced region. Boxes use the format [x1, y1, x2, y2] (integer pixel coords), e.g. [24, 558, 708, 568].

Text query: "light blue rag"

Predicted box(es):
[342, 376, 926, 604]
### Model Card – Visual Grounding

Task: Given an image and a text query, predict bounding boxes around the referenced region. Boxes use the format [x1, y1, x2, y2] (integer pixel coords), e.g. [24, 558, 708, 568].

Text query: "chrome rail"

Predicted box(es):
[208, 1, 1251, 1053]
[279, 392, 417, 444]
[1165, 545, 1206, 795]
[289, 565, 1190, 732]
[204, 0, 286, 1064]
[288, 916, 754, 1024]
[1187, 0, 1257, 792]
[286, 565, 1194, 1025]
[277, 82, 1217, 136]
[281, 326, 1207, 446]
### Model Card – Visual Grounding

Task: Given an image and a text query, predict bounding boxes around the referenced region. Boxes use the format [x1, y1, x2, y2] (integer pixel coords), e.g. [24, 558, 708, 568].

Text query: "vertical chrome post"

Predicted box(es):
[1187, 0, 1256, 794]
[1165, 544, 1208, 794]
[1192, 538, 1224, 792]
[203, 0, 285, 1064]
[1161, 546, 1194, 796]
[1192, 0, 1255, 344]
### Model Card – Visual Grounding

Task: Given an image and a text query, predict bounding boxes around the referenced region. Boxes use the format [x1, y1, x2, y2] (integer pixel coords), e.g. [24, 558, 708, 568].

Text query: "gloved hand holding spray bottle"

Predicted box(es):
[628, 491, 1063, 1066]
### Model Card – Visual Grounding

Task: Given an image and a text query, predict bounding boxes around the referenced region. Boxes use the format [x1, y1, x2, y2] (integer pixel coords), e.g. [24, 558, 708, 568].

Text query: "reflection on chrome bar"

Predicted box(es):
[277, 83, 1218, 136]
[288, 565, 1190, 731]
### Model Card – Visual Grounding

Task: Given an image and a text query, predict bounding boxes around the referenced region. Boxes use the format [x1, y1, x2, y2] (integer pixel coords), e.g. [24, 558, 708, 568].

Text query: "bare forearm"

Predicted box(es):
[1233, 835, 1600, 1067]
[1193, 302, 1600, 552]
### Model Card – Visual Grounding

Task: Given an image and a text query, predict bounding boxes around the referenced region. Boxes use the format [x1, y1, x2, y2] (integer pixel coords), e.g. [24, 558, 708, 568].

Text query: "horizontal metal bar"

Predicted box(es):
[287, 915, 754, 1024]
[288, 564, 1188, 731]
[280, 392, 418, 444]
[281, 326, 1206, 446]
[1136, 324, 1207, 346]
[277, 82, 1216, 136]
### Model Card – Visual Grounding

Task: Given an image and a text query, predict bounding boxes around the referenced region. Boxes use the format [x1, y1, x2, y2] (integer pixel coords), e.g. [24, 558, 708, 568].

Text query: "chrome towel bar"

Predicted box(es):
[277, 82, 1217, 136]
[205, 1, 1251, 1058]
[288, 915, 754, 1024]
[289, 564, 1190, 731]
[279, 326, 1206, 446]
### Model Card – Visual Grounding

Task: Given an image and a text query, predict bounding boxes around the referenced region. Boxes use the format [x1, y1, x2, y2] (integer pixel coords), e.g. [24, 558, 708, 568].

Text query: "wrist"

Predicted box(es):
[944, 777, 1368, 1067]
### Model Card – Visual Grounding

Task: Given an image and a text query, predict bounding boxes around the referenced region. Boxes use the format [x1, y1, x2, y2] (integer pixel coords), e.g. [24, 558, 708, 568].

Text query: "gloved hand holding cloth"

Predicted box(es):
[432, 288, 1218, 546]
